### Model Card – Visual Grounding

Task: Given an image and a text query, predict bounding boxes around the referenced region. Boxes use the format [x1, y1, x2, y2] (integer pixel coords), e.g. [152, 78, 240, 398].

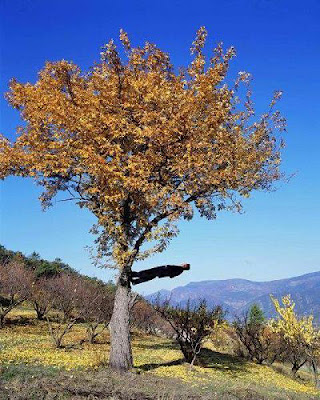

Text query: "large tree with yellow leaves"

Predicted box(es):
[0, 28, 285, 370]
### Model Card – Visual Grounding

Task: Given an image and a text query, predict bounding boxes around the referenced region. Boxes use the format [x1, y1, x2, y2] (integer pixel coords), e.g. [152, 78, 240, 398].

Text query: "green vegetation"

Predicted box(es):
[248, 303, 266, 326]
[0, 245, 74, 277]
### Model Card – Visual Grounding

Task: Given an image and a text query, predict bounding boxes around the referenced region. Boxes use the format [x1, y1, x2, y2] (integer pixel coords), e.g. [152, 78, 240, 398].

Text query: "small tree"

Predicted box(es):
[31, 276, 54, 320]
[248, 304, 265, 326]
[270, 294, 320, 385]
[155, 299, 224, 367]
[233, 304, 280, 364]
[130, 299, 169, 335]
[0, 27, 285, 370]
[0, 261, 34, 327]
[76, 279, 114, 343]
[45, 273, 80, 348]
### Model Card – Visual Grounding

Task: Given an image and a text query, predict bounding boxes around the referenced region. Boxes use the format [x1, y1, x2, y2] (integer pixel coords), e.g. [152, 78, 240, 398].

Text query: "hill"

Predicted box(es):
[146, 271, 320, 319]
[0, 306, 318, 400]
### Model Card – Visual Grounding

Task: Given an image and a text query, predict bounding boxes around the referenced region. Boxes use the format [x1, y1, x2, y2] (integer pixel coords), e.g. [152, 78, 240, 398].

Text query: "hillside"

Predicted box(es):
[0, 307, 319, 400]
[146, 271, 320, 319]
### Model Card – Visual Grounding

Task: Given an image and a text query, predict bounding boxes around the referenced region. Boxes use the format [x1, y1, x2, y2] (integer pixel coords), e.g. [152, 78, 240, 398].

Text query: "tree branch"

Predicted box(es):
[132, 189, 208, 256]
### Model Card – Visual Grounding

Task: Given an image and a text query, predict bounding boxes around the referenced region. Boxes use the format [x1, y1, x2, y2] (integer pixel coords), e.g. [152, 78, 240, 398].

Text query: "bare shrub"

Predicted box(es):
[155, 299, 224, 367]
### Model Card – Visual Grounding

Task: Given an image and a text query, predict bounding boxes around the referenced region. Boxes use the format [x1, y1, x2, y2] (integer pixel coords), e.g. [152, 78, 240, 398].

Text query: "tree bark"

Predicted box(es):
[178, 340, 195, 364]
[35, 309, 45, 320]
[311, 360, 319, 388]
[0, 313, 5, 328]
[33, 301, 47, 320]
[109, 270, 133, 371]
[291, 360, 306, 376]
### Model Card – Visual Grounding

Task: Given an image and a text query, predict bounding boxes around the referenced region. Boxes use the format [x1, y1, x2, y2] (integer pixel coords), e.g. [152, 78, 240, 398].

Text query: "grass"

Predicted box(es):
[0, 307, 319, 399]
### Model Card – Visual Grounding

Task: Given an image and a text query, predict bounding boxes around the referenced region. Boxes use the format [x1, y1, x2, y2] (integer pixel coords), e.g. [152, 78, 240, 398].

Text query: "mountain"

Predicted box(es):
[146, 271, 320, 320]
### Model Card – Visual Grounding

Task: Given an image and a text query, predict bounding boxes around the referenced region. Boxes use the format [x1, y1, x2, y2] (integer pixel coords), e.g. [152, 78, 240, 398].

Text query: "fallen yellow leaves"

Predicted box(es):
[0, 321, 318, 396]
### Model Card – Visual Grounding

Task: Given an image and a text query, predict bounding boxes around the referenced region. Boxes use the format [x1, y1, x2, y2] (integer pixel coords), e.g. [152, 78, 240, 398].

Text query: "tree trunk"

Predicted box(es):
[291, 364, 298, 376]
[36, 310, 45, 320]
[87, 323, 105, 344]
[109, 271, 133, 371]
[0, 313, 5, 328]
[291, 360, 306, 376]
[178, 340, 194, 364]
[87, 325, 97, 344]
[311, 360, 319, 388]
[34, 302, 46, 320]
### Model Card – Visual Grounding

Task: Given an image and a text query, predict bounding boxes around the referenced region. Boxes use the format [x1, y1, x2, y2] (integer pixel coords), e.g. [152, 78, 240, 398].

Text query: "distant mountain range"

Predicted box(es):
[146, 271, 320, 320]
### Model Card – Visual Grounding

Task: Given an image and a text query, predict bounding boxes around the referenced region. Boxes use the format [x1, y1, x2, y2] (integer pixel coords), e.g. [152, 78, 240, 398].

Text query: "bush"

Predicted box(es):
[233, 304, 281, 364]
[155, 299, 224, 366]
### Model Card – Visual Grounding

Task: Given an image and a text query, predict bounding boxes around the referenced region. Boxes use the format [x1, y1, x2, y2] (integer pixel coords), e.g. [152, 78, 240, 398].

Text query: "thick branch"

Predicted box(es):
[132, 190, 208, 257]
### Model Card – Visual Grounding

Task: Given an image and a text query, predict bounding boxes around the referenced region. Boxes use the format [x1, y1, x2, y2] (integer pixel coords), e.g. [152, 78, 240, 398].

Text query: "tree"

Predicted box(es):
[270, 295, 320, 385]
[233, 305, 280, 364]
[75, 278, 114, 343]
[47, 273, 80, 321]
[130, 299, 155, 333]
[0, 27, 285, 370]
[130, 299, 170, 335]
[26, 254, 73, 277]
[31, 276, 55, 320]
[155, 299, 224, 368]
[248, 303, 265, 326]
[0, 261, 34, 327]
[0, 245, 16, 264]
[45, 273, 80, 347]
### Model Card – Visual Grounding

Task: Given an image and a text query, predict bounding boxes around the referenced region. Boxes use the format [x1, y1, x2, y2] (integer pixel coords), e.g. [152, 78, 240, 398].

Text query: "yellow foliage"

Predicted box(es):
[0, 28, 285, 268]
[270, 295, 320, 348]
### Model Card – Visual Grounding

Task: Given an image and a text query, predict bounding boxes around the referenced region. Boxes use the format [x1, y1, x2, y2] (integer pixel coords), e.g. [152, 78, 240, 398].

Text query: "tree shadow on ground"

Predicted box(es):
[138, 358, 185, 372]
[6, 316, 36, 326]
[137, 341, 249, 375]
[198, 348, 249, 374]
[134, 341, 178, 351]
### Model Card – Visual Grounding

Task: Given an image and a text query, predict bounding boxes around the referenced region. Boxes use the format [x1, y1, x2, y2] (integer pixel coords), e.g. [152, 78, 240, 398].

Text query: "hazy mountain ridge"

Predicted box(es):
[146, 271, 320, 319]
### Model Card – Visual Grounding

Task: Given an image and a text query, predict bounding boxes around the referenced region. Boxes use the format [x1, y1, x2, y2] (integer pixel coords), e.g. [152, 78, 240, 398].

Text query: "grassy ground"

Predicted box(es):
[0, 308, 319, 399]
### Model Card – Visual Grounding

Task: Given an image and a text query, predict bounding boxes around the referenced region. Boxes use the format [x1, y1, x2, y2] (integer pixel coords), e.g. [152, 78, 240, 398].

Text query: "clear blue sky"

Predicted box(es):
[0, 0, 319, 295]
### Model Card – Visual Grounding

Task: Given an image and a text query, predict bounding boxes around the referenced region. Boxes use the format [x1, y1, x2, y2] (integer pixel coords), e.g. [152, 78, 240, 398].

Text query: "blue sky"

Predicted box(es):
[0, 0, 319, 295]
